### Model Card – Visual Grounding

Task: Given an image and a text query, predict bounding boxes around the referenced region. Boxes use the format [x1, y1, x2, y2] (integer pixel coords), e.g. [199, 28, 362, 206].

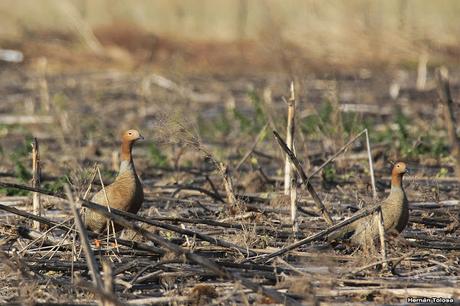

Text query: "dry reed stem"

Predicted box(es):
[273, 131, 333, 226]
[64, 184, 104, 291]
[364, 129, 377, 199]
[365, 129, 386, 268]
[290, 177, 298, 234]
[376, 208, 387, 268]
[284, 82, 296, 196]
[31, 138, 41, 231]
[285, 82, 299, 234]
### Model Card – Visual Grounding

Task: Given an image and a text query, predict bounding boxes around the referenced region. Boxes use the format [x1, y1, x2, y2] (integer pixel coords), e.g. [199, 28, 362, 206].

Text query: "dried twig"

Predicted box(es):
[31, 138, 41, 231]
[285, 82, 299, 233]
[307, 129, 367, 180]
[284, 82, 296, 195]
[273, 131, 333, 226]
[64, 184, 103, 291]
[290, 177, 298, 233]
[253, 203, 384, 264]
[365, 129, 386, 267]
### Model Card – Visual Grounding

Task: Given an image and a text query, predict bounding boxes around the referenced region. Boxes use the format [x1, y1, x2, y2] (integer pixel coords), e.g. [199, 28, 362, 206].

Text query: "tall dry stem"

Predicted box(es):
[64, 184, 103, 291]
[31, 138, 41, 231]
[284, 82, 296, 195]
[365, 129, 386, 268]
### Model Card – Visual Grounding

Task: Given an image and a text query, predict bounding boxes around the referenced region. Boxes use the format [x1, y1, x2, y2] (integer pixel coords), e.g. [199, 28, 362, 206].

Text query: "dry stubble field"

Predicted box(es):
[0, 14, 460, 304]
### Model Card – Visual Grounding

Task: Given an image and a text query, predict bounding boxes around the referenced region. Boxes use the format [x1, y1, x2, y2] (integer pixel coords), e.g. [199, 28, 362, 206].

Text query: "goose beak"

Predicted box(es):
[138, 135, 144, 141]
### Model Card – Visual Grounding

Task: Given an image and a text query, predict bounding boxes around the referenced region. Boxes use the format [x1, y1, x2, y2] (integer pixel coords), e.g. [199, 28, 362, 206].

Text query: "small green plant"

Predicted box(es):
[436, 167, 449, 178]
[322, 164, 336, 183]
[213, 112, 232, 136]
[148, 143, 169, 167]
[11, 136, 33, 182]
[300, 100, 335, 138]
[197, 112, 231, 140]
[42, 177, 68, 194]
[0, 137, 33, 196]
[233, 90, 267, 135]
[342, 112, 373, 137]
[247, 89, 266, 131]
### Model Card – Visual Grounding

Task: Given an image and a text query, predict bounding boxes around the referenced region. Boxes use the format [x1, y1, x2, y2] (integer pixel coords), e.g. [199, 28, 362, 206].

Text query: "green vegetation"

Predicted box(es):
[233, 90, 267, 135]
[300, 100, 332, 136]
[322, 164, 337, 184]
[148, 143, 169, 167]
[198, 89, 268, 140]
[373, 107, 449, 160]
[42, 176, 68, 194]
[0, 136, 33, 196]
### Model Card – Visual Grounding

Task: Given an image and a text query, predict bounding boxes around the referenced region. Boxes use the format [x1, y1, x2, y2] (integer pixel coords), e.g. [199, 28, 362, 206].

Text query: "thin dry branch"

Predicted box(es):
[307, 129, 367, 180]
[365, 129, 386, 267]
[284, 83, 296, 195]
[31, 137, 41, 231]
[253, 202, 384, 264]
[273, 131, 334, 226]
[64, 184, 104, 291]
